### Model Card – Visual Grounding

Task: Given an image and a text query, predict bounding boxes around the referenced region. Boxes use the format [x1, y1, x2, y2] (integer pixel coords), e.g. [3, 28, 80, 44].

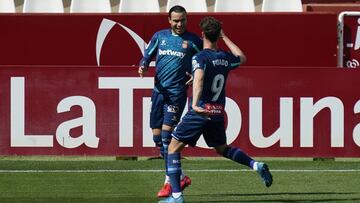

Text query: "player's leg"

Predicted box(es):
[160, 124, 191, 192]
[158, 129, 185, 203]
[150, 92, 171, 197]
[205, 120, 255, 169]
[150, 91, 165, 158]
[215, 144, 254, 169]
[153, 128, 164, 157]
[158, 100, 186, 198]
[206, 120, 273, 187]
[161, 97, 191, 193]
[157, 124, 173, 197]
[159, 112, 206, 202]
[159, 134, 189, 203]
[215, 144, 273, 187]
[160, 138, 187, 203]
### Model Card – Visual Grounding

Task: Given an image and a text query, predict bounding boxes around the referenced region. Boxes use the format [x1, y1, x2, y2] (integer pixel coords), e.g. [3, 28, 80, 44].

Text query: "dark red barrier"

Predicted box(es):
[1, 66, 360, 157]
[303, 0, 360, 3]
[306, 4, 360, 14]
[0, 13, 337, 67]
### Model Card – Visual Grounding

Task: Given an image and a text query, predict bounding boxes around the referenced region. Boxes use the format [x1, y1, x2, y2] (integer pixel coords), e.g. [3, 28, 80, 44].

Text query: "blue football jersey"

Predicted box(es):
[191, 49, 241, 109]
[139, 29, 202, 98]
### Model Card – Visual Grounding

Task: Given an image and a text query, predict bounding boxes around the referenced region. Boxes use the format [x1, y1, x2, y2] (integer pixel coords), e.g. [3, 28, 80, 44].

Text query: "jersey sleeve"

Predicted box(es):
[139, 32, 159, 69]
[226, 52, 242, 70]
[191, 54, 205, 74]
[192, 36, 203, 55]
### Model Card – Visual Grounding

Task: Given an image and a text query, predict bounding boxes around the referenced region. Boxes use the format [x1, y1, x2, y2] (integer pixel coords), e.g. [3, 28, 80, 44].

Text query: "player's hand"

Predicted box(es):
[138, 66, 147, 78]
[185, 72, 193, 86]
[192, 105, 211, 116]
[220, 29, 227, 40]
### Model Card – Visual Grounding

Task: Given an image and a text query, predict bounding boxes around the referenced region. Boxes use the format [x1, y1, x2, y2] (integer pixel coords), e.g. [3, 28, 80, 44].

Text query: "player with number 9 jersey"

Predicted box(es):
[190, 49, 241, 119]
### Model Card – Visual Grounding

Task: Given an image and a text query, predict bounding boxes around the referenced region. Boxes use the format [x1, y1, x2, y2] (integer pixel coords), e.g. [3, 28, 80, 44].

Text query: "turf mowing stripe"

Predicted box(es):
[0, 169, 360, 173]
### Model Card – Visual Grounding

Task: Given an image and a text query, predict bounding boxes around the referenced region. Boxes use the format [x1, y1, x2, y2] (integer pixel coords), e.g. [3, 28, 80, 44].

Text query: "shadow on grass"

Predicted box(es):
[194, 199, 360, 203]
[0, 197, 155, 203]
[189, 192, 360, 203]
[201, 192, 356, 196]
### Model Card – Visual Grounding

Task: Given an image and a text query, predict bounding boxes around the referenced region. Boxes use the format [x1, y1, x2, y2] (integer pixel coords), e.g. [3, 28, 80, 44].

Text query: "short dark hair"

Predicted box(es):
[199, 16, 222, 43]
[168, 5, 187, 18]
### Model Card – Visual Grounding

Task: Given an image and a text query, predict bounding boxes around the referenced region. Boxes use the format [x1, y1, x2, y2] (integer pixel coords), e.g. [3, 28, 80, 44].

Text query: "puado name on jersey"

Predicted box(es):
[212, 59, 229, 67]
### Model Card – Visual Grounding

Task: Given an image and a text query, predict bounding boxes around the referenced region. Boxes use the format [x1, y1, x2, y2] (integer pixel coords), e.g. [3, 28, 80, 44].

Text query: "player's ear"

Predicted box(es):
[201, 32, 205, 39]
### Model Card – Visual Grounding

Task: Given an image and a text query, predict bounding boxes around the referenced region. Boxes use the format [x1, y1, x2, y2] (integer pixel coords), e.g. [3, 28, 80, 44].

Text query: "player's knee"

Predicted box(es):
[162, 124, 173, 132]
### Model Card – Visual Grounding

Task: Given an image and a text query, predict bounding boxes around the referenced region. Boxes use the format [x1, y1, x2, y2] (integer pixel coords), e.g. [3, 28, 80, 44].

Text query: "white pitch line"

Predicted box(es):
[0, 169, 359, 173]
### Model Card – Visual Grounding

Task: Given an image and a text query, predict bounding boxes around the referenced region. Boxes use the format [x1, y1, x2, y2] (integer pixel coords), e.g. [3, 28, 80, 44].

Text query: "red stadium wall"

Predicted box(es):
[306, 4, 360, 14]
[0, 13, 353, 157]
[1, 66, 360, 157]
[0, 13, 337, 67]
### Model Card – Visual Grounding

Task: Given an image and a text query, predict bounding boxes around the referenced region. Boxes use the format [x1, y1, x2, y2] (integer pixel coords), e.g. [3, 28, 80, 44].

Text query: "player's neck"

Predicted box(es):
[203, 40, 218, 51]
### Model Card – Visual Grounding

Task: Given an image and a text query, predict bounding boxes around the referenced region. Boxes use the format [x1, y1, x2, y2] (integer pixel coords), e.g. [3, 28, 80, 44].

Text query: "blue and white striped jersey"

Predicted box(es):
[139, 29, 202, 98]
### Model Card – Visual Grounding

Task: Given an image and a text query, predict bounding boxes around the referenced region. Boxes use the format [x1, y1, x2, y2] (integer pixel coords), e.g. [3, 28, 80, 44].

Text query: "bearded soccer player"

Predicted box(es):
[138, 5, 202, 198]
[158, 17, 273, 203]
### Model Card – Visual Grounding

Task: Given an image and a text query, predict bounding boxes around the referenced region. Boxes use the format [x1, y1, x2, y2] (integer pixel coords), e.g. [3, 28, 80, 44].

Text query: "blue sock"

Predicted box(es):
[161, 130, 172, 176]
[153, 135, 164, 157]
[222, 146, 254, 169]
[167, 152, 182, 193]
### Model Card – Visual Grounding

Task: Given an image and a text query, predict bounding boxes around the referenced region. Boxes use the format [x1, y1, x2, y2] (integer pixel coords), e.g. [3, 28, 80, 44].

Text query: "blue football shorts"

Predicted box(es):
[172, 111, 226, 147]
[149, 91, 187, 129]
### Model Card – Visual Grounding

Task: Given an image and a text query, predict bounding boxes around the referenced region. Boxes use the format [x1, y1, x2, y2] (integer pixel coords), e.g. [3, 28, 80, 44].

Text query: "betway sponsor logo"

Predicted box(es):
[158, 49, 185, 58]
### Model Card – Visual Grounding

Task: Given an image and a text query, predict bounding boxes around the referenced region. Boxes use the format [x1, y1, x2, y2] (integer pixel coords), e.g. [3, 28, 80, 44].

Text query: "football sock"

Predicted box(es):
[251, 161, 258, 171]
[223, 146, 254, 169]
[165, 175, 170, 184]
[153, 135, 164, 157]
[167, 152, 182, 193]
[161, 130, 172, 176]
[172, 192, 182, 198]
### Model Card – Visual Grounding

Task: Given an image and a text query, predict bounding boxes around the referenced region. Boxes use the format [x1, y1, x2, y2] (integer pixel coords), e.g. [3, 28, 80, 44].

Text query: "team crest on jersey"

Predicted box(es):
[182, 41, 189, 49]
[192, 58, 200, 70]
[161, 40, 166, 46]
[167, 105, 179, 113]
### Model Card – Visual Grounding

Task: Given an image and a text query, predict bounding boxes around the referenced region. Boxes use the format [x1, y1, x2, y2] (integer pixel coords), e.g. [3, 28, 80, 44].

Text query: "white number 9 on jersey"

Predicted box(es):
[211, 74, 225, 102]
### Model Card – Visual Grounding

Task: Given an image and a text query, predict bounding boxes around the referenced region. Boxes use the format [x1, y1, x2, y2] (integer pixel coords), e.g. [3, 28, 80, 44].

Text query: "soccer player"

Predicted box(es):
[158, 16, 273, 203]
[138, 5, 202, 198]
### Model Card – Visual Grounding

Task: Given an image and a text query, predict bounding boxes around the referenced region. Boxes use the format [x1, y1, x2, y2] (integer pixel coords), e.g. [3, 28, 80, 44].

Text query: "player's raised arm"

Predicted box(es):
[220, 30, 246, 64]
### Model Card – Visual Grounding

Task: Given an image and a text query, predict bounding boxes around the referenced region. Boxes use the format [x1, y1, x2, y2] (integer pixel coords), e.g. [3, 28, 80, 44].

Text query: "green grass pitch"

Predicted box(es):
[0, 157, 359, 203]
